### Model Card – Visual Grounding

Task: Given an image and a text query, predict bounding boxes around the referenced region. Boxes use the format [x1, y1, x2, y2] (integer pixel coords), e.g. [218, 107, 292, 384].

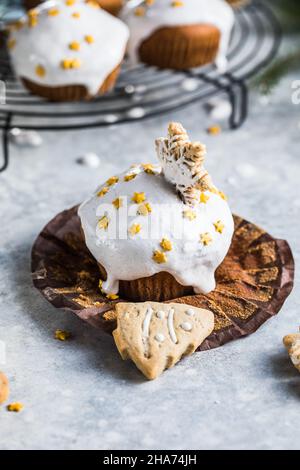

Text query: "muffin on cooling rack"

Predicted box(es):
[122, 0, 234, 72]
[23, 0, 124, 16]
[9, 0, 129, 101]
[78, 122, 234, 302]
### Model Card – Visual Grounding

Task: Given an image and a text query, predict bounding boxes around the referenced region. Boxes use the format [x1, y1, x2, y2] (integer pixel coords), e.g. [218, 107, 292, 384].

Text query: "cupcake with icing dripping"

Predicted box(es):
[79, 122, 234, 302]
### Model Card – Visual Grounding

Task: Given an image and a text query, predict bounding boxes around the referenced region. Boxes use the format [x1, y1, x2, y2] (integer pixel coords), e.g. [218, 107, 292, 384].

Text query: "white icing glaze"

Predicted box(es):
[180, 321, 193, 332]
[185, 308, 195, 317]
[121, 0, 234, 72]
[9, 0, 129, 95]
[167, 308, 177, 344]
[156, 310, 165, 319]
[154, 333, 165, 343]
[78, 164, 234, 295]
[142, 306, 153, 338]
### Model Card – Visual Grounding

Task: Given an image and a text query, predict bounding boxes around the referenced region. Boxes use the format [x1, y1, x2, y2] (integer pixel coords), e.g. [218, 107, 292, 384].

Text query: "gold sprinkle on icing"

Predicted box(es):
[200, 232, 213, 246]
[171, 1, 184, 7]
[61, 58, 82, 69]
[106, 293, 119, 300]
[112, 197, 123, 210]
[200, 192, 210, 204]
[66, 0, 76, 5]
[55, 329, 71, 341]
[134, 6, 146, 16]
[85, 35, 95, 44]
[7, 38, 16, 50]
[160, 238, 172, 251]
[137, 202, 152, 216]
[129, 223, 141, 236]
[98, 215, 109, 230]
[69, 41, 80, 51]
[35, 64, 46, 77]
[28, 16, 38, 27]
[106, 176, 119, 186]
[124, 173, 137, 182]
[132, 192, 146, 204]
[28, 8, 38, 17]
[72, 12, 81, 18]
[153, 250, 167, 264]
[183, 209, 196, 220]
[48, 8, 60, 16]
[142, 163, 155, 174]
[7, 403, 24, 412]
[97, 187, 109, 197]
[214, 220, 225, 234]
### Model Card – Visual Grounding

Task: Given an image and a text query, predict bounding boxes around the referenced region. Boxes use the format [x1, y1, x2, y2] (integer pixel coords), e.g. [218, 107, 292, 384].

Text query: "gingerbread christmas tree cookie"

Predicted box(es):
[113, 302, 214, 379]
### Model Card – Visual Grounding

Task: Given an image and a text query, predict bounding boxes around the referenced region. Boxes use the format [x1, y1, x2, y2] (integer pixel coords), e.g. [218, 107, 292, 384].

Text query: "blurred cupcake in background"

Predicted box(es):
[8, 0, 129, 101]
[121, 0, 235, 72]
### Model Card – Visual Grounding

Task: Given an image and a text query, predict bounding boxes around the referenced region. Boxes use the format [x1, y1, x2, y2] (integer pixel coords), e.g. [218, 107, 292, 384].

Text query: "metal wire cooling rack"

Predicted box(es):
[0, 0, 281, 172]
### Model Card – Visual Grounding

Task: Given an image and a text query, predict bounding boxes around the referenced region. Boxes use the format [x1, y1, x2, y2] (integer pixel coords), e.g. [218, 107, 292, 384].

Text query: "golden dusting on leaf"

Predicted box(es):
[142, 163, 155, 174]
[55, 329, 71, 341]
[160, 238, 172, 251]
[183, 209, 196, 220]
[152, 250, 167, 264]
[200, 232, 213, 246]
[200, 192, 210, 204]
[98, 215, 109, 230]
[132, 192, 146, 204]
[112, 197, 123, 210]
[97, 187, 109, 197]
[106, 176, 119, 186]
[124, 173, 137, 182]
[214, 220, 225, 234]
[128, 224, 141, 236]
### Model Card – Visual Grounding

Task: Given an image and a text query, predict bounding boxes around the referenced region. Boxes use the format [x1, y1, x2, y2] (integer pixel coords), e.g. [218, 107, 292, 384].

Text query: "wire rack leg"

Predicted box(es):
[226, 78, 248, 130]
[0, 113, 11, 173]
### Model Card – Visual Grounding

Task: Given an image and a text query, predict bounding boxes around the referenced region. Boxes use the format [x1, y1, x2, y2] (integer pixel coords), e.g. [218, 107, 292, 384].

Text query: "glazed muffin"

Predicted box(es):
[23, 0, 124, 16]
[78, 122, 234, 302]
[122, 0, 234, 72]
[9, 0, 129, 101]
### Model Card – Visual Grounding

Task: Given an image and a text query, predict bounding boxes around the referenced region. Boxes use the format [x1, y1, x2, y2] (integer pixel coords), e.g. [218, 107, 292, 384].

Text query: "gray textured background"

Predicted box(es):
[0, 46, 299, 449]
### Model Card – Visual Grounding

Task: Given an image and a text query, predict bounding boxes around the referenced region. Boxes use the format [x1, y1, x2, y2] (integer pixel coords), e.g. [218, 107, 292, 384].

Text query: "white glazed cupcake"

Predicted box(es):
[79, 122, 234, 302]
[121, 0, 234, 72]
[8, 0, 129, 101]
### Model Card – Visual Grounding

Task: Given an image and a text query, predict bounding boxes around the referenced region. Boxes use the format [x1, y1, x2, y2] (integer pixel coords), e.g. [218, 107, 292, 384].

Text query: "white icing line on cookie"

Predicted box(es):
[167, 308, 177, 344]
[156, 310, 165, 319]
[154, 333, 165, 343]
[180, 322, 193, 332]
[185, 308, 195, 317]
[142, 306, 153, 339]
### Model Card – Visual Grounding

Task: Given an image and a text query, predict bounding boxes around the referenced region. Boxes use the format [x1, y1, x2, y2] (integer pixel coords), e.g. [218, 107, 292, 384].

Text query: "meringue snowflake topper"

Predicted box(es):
[155, 122, 216, 206]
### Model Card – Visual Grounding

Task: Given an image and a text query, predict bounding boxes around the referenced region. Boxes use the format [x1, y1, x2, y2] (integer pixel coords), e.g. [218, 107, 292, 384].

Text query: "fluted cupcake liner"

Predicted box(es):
[31, 206, 294, 350]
